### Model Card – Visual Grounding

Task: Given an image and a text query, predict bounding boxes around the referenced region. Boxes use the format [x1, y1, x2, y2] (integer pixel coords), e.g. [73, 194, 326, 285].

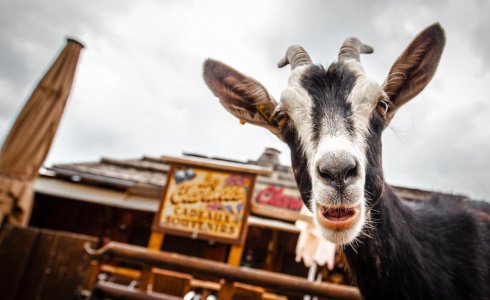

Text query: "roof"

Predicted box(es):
[160, 155, 272, 175]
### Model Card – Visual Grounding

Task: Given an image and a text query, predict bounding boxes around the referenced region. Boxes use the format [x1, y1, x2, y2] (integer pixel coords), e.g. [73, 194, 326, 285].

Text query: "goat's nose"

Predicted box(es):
[317, 154, 358, 187]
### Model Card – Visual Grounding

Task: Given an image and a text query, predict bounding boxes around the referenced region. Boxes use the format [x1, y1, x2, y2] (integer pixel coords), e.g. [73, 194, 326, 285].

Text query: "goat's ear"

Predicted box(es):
[383, 23, 446, 123]
[203, 58, 282, 138]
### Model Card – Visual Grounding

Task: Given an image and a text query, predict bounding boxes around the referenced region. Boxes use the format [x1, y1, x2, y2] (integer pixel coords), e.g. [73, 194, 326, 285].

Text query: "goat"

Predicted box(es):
[202, 23, 490, 299]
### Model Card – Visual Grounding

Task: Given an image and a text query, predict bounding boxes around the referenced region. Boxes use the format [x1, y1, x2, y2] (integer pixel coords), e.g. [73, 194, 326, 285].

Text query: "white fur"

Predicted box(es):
[311, 136, 366, 204]
[309, 135, 367, 244]
[346, 73, 385, 151]
[279, 65, 317, 169]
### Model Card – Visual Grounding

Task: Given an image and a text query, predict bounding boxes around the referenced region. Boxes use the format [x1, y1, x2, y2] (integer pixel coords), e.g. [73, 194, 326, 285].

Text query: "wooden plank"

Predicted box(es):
[0, 225, 39, 300]
[100, 264, 142, 279]
[251, 202, 301, 222]
[199, 242, 228, 262]
[148, 231, 165, 250]
[227, 244, 244, 266]
[15, 231, 57, 299]
[247, 215, 299, 233]
[0, 226, 98, 300]
[190, 278, 221, 291]
[94, 281, 182, 300]
[83, 260, 100, 291]
[158, 155, 272, 176]
[217, 280, 234, 300]
[39, 232, 95, 299]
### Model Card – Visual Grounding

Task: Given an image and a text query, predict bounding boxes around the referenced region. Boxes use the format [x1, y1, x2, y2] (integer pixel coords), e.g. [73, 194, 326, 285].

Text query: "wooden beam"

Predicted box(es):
[148, 232, 165, 250]
[157, 155, 272, 176]
[227, 244, 244, 266]
[93, 281, 181, 300]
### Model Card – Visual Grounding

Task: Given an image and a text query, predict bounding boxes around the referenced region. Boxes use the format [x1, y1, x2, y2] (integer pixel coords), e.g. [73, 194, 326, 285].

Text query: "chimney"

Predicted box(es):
[256, 148, 281, 167]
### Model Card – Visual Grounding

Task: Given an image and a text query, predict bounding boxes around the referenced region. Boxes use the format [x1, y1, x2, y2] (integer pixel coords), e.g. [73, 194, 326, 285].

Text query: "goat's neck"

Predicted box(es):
[343, 183, 423, 290]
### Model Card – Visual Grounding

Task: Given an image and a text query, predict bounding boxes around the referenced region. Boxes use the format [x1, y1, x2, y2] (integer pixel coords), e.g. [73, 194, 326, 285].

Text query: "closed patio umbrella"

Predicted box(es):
[0, 38, 84, 225]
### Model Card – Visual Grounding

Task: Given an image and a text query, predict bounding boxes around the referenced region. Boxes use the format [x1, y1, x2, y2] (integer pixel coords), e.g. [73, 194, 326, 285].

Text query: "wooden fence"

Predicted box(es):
[0, 225, 362, 300]
[85, 241, 361, 300]
[0, 225, 97, 300]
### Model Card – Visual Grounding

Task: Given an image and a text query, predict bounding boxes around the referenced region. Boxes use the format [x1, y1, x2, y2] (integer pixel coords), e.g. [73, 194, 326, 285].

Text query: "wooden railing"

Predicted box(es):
[85, 241, 361, 300]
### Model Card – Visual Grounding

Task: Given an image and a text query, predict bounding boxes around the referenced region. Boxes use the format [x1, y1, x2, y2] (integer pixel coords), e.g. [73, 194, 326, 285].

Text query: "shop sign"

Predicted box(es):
[256, 185, 303, 211]
[252, 183, 303, 221]
[154, 165, 254, 244]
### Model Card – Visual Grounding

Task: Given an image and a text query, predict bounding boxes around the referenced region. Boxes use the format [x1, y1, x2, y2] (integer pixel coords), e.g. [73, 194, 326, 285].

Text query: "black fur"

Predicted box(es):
[345, 186, 490, 299]
[282, 125, 312, 207]
[363, 109, 385, 206]
[301, 64, 357, 143]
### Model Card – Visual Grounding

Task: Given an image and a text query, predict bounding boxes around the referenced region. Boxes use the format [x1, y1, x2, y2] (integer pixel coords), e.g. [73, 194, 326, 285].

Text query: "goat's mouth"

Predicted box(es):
[316, 204, 360, 230]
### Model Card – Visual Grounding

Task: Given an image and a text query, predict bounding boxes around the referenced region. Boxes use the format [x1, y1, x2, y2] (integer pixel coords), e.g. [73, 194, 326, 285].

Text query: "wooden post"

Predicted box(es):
[217, 280, 234, 300]
[138, 264, 151, 292]
[147, 232, 164, 251]
[264, 230, 278, 271]
[83, 260, 100, 290]
[227, 244, 244, 266]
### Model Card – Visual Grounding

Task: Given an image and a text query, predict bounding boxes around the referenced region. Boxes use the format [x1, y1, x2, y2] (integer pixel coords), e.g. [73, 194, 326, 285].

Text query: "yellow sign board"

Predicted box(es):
[154, 164, 255, 244]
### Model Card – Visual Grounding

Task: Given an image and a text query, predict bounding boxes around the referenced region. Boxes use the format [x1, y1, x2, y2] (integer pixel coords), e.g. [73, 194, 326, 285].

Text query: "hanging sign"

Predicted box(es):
[153, 156, 271, 245]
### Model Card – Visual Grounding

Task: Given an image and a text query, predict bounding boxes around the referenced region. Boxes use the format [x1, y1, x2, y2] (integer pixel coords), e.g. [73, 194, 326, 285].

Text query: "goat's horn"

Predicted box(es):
[338, 37, 374, 62]
[278, 45, 312, 69]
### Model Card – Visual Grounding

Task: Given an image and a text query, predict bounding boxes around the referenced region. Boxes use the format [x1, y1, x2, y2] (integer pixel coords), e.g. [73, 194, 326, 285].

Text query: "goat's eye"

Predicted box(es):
[273, 111, 288, 128]
[377, 99, 391, 116]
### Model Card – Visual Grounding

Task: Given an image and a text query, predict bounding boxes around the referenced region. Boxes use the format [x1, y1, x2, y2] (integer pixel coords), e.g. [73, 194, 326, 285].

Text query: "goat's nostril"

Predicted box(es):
[343, 163, 358, 185]
[317, 167, 336, 185]
[317, 157, 358, 187]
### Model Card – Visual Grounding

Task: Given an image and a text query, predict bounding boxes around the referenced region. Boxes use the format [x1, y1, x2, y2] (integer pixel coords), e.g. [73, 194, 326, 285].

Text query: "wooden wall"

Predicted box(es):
[0, 225, 97, 300]
[30, 193, 153, 246]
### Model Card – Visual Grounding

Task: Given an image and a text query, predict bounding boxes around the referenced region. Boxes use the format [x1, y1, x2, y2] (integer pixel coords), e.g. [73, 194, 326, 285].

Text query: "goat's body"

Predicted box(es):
[345, 184, 490, 300]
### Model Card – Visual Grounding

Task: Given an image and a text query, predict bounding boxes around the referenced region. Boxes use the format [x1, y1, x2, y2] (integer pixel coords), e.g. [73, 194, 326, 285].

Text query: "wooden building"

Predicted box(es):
[30, 149, 310, 276]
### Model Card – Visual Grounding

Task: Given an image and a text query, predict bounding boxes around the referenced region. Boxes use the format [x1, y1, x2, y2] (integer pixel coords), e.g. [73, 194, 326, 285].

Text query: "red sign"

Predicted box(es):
[255, 185, 303, 211]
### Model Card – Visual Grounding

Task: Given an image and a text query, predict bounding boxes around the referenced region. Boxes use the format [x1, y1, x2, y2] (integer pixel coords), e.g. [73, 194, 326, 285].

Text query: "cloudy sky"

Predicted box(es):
[1, 0, 490, 201]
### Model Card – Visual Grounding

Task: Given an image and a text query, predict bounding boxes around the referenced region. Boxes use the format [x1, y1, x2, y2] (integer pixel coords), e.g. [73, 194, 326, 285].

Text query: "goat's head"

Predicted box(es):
[203, 23, 445, 245]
